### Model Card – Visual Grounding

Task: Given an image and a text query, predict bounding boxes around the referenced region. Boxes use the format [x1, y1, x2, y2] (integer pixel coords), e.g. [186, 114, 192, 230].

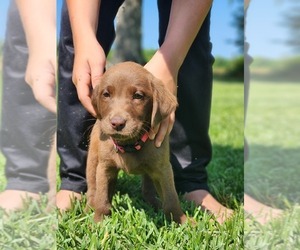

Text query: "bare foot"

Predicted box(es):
[0, 190, 40, 213]
[56, 190, 82, 212]
[244, 194, 283, 225]
[183, 190, 233, 224]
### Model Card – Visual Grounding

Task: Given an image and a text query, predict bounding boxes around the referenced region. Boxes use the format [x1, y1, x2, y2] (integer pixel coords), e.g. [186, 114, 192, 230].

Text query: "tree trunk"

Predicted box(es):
[113, 0, 145, 65]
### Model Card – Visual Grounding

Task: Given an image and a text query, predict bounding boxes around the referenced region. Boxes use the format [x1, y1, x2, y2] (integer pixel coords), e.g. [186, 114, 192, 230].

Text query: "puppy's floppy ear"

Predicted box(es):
[150, 76, 178, 127]
[91, 83, 102, 119]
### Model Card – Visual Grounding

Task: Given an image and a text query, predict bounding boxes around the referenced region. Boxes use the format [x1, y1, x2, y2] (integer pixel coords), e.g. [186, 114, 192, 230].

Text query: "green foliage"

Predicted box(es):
[108, 51, 245, 82]
[213, 56, 244, 82]
[284, 2, 300, 53]
[108, 49, 156, 65]
[250, 56, 300, 82]
[143, 49, 156, 62]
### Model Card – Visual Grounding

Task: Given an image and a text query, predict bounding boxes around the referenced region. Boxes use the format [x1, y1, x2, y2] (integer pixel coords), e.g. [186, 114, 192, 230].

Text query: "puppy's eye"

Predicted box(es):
[133, 91, 144, 100]
[102, 90, 110, 98]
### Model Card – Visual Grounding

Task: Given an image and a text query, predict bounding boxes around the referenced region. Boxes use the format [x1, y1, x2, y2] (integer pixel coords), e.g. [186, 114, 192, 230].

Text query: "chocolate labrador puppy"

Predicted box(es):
[86, 62, 187, 224]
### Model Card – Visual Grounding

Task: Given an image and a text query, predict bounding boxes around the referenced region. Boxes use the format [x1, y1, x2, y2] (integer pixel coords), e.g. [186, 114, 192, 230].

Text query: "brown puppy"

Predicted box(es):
[86, 62, 187, 224]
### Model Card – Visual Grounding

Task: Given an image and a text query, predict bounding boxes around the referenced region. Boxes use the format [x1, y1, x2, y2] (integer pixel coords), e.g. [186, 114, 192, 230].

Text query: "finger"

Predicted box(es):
[167, 112, 175, 134]
[89, 57, 105, 89]
[73, 71, 97, 117]
[32, 88, 57, 113]
[149, 123, 159, 140]
[38, 96, 57, 114]
[90, 63, 104, 89]
[30, 74, 57, 114]
[76, 81, 97, 117]
[154, 117, 170, 148]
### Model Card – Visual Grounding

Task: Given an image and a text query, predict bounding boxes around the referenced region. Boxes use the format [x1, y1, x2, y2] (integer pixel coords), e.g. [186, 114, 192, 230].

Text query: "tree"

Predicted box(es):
[231, 0, 244, 54]
[113, 0, 145, 65]
[284, 2, 300, 52]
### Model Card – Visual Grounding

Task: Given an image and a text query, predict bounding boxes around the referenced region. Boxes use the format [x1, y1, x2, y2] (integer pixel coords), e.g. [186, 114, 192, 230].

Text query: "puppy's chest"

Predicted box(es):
[113, 152, 152, 174]
[98, 135, 164, 174]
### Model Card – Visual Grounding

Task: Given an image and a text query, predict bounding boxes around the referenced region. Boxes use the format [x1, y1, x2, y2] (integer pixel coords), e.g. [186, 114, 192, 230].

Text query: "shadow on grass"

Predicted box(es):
[244, 144, 300, 250]
[245, 144, 300, 208]
[209, 144, 244, 208]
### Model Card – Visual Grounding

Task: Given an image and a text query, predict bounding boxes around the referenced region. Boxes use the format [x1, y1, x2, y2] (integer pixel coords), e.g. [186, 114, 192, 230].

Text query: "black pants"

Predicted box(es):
[58, 0, 213, 194]
[0, 1, 55, 193]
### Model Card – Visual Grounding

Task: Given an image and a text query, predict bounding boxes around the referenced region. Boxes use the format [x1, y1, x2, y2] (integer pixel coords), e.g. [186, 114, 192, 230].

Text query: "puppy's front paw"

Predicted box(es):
[94, 212, 105, 223]
[85, 203, 93, 213]
[176, 214, 197, 226]
[85, 195, 95, 213]
[186, 216, 197, 227]
[93, 206, 112, 222]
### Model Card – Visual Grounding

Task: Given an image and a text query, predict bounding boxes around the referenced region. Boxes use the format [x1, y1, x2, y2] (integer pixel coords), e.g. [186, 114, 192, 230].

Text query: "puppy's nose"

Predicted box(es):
[110, 116, 126, 131]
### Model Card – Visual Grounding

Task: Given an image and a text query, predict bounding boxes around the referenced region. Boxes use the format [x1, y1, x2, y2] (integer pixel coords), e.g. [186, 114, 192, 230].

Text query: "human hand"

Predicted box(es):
[144, 50, 178, 147]
[15, 0, 57, 114]
[25, 53, 57, 114]
[72, 37, 106, 117]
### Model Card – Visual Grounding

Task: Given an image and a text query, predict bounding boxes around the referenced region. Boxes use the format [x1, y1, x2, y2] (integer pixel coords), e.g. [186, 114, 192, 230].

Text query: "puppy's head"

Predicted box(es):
[92, 62, 177, 142]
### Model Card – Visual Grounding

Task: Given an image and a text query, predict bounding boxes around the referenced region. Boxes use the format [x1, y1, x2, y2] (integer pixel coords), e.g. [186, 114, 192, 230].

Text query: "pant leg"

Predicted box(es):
[0, 1, 55, 193]
[157, 0, 214, 193]
[57, 0, 124, 193]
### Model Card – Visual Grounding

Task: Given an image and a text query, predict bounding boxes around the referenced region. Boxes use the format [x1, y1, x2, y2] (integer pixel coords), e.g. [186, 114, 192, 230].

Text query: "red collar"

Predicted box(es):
[111, 133, 149, 154]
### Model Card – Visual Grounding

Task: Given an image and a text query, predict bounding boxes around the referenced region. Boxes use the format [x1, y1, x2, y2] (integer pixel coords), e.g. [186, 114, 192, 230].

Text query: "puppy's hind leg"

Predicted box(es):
[152, 165, 187, 224]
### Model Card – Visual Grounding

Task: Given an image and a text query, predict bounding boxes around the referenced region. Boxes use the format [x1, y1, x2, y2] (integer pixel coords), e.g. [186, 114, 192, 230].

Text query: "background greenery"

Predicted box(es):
[249, 57, 300, 82]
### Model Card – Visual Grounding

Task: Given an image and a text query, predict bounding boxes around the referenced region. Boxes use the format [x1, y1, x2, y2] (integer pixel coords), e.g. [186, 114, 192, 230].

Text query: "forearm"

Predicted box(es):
[66, 0, 105, 116]
[66, 0, 101, 48]
[16, 0, 56, 54]
[160, 0, 212, 72]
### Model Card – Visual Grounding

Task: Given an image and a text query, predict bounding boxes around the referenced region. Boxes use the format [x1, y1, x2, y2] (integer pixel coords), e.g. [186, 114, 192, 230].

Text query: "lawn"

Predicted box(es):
[245, 81, 300, 249]
[0, 81, 244, 249]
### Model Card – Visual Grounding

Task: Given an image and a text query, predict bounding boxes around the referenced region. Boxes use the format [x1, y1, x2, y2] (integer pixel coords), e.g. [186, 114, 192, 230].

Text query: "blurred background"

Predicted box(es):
[246, 0, 300, 207]
[245, 0, 300, 248]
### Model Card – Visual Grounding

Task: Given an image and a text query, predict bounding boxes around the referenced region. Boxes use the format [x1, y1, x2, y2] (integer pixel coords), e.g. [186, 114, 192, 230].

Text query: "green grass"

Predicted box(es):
[0, 82, 244, 249]
[0, 197, 57, 249]
[56, 194, 244, 250]
[245, 81, 300, 249]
